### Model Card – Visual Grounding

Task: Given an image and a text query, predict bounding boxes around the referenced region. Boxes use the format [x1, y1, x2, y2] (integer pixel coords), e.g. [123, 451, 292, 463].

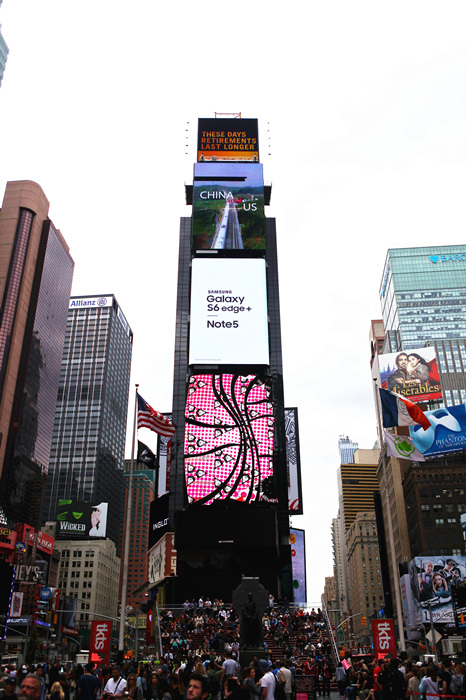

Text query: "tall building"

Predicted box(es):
[346, 511, 384, 639]
[372, 244, 466, 636]
[338, 435, 358, 464]
[42, 295, 133, 546]
[119, 460, 156, 610]
[163, 117, 294, 602]
[54, 537, 120, 634]
[338, 449, 380, 532]
[0, 1, 8, 87]
[380, 246, 466, 348]
[0, 181, 74, 527]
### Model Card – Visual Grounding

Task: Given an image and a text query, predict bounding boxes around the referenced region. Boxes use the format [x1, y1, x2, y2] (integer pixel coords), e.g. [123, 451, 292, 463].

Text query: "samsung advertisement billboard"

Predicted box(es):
[192, 163, 265, 251]
[189, 258, 269, 366]
[56, 500, 108, 539]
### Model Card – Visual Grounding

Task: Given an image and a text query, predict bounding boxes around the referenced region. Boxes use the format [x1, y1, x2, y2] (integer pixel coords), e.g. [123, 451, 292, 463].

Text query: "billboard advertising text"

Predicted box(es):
[285, 408, 303, 514]
[372, 619, 397, 658]
[56, 500, 108, 539]
[193, 163, 265, 251]
[184, 374, 275, 505]
[403, 555, 466, 625]
[290, 529, 306, 603]
[379, 347, 442, 402]
[197, 118, 259, 162]
[148, 494, 170, 550]
[189, 258, 269, 366]
[408, 403, 466, 457]
[89, 620, 112, 666]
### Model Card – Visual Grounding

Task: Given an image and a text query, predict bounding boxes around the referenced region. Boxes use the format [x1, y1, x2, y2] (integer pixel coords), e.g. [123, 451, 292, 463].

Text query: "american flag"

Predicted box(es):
[137, 394, 176, 437]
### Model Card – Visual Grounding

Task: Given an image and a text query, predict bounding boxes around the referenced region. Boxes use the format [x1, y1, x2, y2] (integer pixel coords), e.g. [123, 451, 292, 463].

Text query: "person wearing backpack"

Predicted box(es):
[439, 659, 453, 696]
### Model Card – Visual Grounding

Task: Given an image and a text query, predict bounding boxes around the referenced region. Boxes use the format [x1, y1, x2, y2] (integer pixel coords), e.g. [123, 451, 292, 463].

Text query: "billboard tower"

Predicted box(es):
[162, 117, 296, 602]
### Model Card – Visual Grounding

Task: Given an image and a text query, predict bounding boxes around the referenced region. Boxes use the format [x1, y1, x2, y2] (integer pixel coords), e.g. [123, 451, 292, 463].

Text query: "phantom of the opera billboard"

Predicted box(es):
[408, 403, 466, 457]
[192, 163, 265, 251]
[197, 118, 259, 162]
[189, 258, 269, 366]
[403, 555, 466, 625]
[56, 500, 108, 539]
[379, 346, 442, 402]
[184, 374, 275, 505]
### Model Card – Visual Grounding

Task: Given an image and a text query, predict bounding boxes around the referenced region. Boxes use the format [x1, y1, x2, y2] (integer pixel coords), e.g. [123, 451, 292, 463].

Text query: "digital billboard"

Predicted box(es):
[379, 346, 442, 402]
[285, 408, 303, 514]
[148, 494, 170, 550]
[408, 403, 466, 457]
[290, 529, 306, 603]
[197, 118, 259, 162]
[402, 555, 466, 625]
[192, 163, 265, 251]
[184, 374, 275, 505]
[189, 258, 269, 366]
[56, 500, 108, 539]
[157, 415, 172, 497]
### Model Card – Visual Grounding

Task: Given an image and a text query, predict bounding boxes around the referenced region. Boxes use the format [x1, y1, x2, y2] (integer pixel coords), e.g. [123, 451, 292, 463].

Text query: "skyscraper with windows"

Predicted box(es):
[372, 245, 466, 636]
[42, 295, 133, 546]
[0, 180, 74, 527]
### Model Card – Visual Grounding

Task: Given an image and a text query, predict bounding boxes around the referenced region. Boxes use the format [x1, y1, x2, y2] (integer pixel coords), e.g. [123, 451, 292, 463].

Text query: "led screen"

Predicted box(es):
[193, 163, 265, 251]
[285, 408, 303, 514]
[379, 346, 442, 402]
[184, 374, 275, 505]
[408, 403, 466, 457]
[197, 118, 259, 162]
[290, 528, 306, 603]
[56, 499, 108, 539]
[402, 555, 466, 624]
[189, 258, 269, 366]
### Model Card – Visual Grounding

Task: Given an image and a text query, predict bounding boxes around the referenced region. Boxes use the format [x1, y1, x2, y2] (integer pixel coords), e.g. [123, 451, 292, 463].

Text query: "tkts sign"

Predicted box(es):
[372, 619, 397, 658]
[89, 620, 112, 665]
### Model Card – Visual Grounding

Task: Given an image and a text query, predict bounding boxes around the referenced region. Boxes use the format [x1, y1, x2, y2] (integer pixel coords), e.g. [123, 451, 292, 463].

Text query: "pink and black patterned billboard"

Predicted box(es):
[184, 374, 275, 505]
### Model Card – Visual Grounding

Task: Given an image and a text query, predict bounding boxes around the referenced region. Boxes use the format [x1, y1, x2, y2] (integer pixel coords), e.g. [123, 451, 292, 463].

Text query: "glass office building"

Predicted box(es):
[0, 182, 74, 529]
[380, 245, 466, 348]
[42, 295, 133, 546]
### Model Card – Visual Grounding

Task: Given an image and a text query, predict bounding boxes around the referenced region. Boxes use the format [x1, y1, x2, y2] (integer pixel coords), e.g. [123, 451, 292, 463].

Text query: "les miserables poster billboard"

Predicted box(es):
[379, 346, 442, 403]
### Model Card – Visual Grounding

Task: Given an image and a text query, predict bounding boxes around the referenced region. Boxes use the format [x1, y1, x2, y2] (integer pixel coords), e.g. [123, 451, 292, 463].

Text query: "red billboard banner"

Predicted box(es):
[89, 620, 112, 665]
[372, 619, 397, 658]
[16, 524, 54, 554]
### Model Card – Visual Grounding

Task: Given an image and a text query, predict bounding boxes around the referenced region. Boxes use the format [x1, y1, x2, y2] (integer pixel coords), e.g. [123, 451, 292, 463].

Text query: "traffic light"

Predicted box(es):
[460, 613, 465, 626]
[361, 617, 367, 626]
[342, 622, 347, 629]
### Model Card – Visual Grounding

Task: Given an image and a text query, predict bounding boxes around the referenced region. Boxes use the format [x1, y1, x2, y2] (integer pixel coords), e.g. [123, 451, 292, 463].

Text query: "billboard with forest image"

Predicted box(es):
[192, 163, 265, 251]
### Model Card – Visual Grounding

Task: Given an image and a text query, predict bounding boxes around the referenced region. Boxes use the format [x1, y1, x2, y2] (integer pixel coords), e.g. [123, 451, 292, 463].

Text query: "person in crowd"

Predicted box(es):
[48, 684, 63, 700]
[103, 668, 127, 698]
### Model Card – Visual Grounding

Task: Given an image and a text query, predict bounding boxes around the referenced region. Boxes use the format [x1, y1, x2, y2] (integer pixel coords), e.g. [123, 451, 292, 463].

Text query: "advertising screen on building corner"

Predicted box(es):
[56, 500, 108, 539]
[189, 258, 269, 366]
[192, 163, 265, 251]
[197, 118, 259, 162]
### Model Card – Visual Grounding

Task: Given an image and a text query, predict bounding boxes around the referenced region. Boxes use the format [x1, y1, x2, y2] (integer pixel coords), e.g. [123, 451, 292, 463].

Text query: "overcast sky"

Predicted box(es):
[2, 0, 466, 604]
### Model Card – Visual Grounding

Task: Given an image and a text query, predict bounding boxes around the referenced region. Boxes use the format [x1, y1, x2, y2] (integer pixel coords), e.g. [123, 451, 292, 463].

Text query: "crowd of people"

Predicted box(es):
[335, 655, 466, 700]
[3, 602, 466, 700]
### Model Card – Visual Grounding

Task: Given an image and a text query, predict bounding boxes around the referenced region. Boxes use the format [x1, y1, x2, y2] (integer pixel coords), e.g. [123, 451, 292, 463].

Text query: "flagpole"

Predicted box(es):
[118, 383, 139, 657]
[374, 380, 406, 652]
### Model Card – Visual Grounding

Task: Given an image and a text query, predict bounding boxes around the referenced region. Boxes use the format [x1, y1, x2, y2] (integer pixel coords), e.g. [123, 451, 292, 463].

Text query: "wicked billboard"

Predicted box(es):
[379, 346, 442, 402]
[192, 163, 265, 251]
[56, 500, 108, 539]
[197, 118, 259, 162]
